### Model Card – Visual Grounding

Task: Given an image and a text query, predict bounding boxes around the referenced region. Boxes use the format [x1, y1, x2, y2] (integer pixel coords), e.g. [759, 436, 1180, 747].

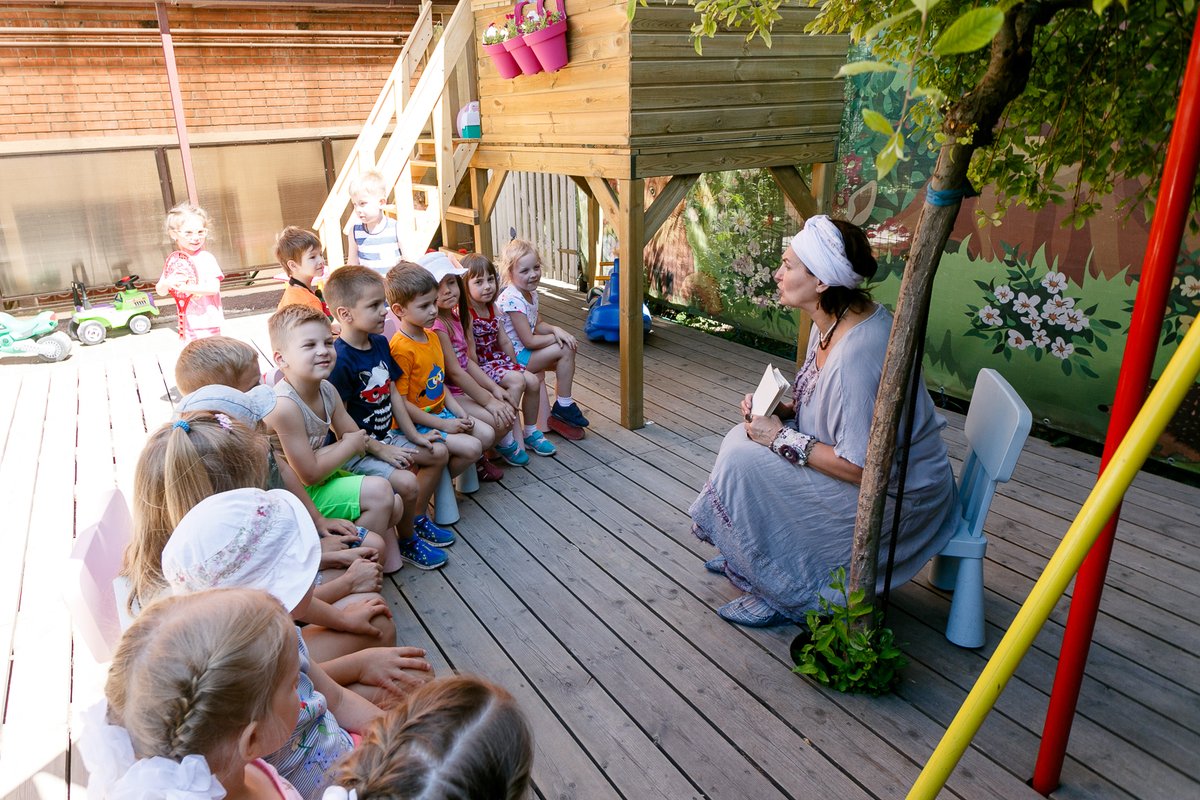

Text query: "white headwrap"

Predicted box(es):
[789, 215, 863, 288]
[78, 700, 227, 800]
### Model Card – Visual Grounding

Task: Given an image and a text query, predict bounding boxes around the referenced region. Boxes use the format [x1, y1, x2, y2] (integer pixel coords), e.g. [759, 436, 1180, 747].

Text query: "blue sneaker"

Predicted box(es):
[523, 430, 558, 456]
[398, 535, 448, 570]
[413, 514, 455, 547]
[717, 594, 789, 627]
[551, 400, 589, 428]
[495, 438, 530, 466]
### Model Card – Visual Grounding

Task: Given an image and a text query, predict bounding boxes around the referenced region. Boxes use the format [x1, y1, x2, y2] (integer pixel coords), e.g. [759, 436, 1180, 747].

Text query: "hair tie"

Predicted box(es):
[213, 413, 233, 431]
[173, 420, 191, 433]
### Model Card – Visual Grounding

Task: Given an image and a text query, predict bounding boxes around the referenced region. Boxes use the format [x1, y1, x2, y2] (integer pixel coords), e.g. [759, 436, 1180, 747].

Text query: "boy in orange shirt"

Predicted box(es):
[276, 226, 339, 334]
[385, 263, 483, 482]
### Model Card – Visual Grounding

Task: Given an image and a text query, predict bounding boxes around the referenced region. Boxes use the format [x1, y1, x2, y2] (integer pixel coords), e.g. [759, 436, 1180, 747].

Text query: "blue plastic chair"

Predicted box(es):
[929, 368, 1032, 648]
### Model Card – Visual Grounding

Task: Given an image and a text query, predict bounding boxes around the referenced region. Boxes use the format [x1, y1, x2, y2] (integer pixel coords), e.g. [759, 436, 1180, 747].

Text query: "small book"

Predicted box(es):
[751, 363, 790, 417]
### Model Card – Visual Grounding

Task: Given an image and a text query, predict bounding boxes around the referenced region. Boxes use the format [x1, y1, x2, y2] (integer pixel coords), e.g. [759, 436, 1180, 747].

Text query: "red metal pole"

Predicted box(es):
[156, 2, 198, 206]
[1032, 11, 1200, 795]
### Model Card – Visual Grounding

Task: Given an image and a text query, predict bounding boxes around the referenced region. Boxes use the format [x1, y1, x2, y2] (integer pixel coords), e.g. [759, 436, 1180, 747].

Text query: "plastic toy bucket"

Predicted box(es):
[483, 41, 521, 79]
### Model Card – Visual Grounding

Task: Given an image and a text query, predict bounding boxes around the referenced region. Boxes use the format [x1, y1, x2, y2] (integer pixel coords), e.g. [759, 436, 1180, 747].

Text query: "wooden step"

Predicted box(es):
[411, 158, 437, 169]
[444, 205, 478, 225]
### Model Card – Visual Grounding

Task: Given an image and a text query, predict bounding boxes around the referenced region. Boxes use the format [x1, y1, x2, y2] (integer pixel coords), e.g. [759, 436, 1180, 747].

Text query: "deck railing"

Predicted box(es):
[312, 0, 477, 266]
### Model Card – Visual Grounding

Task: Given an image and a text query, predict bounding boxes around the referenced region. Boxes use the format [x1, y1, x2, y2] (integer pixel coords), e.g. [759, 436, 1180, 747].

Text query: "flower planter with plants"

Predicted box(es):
[481, 0, 569, 80]
[481, 18, 521, 79]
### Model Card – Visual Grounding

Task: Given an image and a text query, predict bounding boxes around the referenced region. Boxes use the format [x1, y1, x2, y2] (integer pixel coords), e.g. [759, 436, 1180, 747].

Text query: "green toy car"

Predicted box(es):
[70, 274, 160, 345]
[0, 309, 72, 362]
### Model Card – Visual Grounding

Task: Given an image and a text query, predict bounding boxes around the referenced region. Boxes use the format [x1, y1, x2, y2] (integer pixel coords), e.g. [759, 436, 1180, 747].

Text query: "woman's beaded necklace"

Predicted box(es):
[816, 306, 850, 350]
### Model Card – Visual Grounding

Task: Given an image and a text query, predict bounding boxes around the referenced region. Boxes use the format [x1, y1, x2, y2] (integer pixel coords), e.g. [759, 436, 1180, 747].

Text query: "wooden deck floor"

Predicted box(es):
[1, 287, 1197, 800]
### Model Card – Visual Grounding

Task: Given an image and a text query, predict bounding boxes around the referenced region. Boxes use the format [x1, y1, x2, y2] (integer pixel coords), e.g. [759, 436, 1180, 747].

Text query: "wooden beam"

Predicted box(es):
[769, 165, 820, 220]
[480, 168, 509, 223]
[469, 167, 493, 259]
[643, 174, 698, 243]
[586, 191, 600, 289]
[584, 175, 620, 226]
[617, 178, 645, 430]
[810, 161, 837, 214]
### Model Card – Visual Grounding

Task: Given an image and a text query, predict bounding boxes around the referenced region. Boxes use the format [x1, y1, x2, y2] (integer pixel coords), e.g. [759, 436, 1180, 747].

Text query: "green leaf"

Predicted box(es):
[933, 7, 1005, 56]
[1093, 0, 1115, 13]
[863, 7, 919, 41]
[862, 109, 894, 136]
[910, 0, 942, 13]
[837, 60, 899, 78]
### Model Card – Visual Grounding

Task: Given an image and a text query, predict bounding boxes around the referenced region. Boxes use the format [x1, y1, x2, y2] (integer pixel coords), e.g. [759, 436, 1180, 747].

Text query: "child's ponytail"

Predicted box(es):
[125, 412, 268, 611]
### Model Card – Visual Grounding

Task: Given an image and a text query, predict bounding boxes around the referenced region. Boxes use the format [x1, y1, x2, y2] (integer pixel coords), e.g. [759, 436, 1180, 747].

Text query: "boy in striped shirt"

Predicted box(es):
[347, 169, 404, 274]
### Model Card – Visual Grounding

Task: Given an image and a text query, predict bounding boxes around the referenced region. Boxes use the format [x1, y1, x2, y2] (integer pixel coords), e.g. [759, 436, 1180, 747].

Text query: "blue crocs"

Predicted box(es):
[550, 400, 589, 428]
[398, 535, 448, 570]
[414, 514, 455, 547]
[495, 438, 530, 466]
[523, 430, 558, 456]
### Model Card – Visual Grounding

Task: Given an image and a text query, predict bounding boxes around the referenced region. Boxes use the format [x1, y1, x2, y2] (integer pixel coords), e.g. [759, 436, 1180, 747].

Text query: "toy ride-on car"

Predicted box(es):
[70, 274, 160, 345]
[0, 309, 72, 362]
[584, 257, 652, 343]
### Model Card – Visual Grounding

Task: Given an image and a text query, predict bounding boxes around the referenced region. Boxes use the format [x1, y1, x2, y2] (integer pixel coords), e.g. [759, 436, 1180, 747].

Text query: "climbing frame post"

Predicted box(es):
[617, 178, 645, 429]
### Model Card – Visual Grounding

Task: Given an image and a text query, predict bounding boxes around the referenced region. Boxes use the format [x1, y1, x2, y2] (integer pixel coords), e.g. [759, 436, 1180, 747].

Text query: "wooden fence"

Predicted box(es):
[488, 171, 580, 287]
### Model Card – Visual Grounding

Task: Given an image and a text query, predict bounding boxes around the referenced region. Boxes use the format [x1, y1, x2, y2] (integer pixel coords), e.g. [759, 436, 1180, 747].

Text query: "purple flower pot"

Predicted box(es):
[525, 18, 568, 72]
[483, 41, 522, 79]
[502, 34, 543, 76]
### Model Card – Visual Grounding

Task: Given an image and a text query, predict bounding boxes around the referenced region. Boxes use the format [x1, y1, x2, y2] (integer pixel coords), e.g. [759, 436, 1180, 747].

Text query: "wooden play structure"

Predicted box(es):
[314, 0, 848, 428]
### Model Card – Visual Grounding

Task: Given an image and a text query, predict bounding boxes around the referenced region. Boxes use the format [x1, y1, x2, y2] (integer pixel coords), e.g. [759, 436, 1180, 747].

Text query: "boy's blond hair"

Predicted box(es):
[274, 226, 322, 273]
[175, 336, 258, 395]
[325, 265, 386, 318]
[105, 588, 294, 764]
[498, 238, 541, 283]
[269, 303, 330, 353]
[348, 169, 388, 202]
[125, 411, 268, 611]
[384, 261, 437, 310]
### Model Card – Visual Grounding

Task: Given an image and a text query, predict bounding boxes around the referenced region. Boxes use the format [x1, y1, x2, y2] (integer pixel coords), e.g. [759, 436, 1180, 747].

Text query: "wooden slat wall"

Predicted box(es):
[489, 170, 580, 285]
[629, 2, 847, 162]
[472, 0, 631, 147]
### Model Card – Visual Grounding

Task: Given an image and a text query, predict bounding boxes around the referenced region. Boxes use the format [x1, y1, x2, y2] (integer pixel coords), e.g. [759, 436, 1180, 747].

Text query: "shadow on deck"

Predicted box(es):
[0, 286, 1196, 800]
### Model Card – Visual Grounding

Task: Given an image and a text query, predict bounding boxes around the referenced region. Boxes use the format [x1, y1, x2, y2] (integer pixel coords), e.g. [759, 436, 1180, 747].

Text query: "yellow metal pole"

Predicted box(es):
[908, 316, 1200, 799]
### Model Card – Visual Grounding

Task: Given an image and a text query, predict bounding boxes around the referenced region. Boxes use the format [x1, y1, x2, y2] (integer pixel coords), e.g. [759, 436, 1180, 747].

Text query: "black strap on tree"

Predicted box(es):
[879, 308, 931, 621]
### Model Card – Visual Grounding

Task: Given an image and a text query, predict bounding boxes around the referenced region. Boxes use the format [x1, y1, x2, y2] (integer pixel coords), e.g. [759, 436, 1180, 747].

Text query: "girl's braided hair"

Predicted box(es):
[124, 411, 268, 611]
[332, 675, 533, 799]
[105, 588, 295, 766]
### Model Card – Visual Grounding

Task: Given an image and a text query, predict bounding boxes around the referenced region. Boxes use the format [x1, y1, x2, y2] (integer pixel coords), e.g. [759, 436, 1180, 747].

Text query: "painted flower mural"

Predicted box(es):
[964, 244, 1121, 378]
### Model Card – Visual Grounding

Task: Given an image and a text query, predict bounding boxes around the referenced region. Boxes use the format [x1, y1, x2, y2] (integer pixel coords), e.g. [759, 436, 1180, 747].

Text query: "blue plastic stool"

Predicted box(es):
[433, 467, 459, 525]
[929, 368, 1031, 648]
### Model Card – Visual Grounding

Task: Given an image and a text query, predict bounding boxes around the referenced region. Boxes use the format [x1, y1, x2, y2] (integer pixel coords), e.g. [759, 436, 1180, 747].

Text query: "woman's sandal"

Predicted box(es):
[717, 594, 789, 627]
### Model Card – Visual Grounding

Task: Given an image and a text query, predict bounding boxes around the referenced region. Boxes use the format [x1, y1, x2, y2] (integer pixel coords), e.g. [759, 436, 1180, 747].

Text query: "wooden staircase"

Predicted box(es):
[313, 0, 478, 266]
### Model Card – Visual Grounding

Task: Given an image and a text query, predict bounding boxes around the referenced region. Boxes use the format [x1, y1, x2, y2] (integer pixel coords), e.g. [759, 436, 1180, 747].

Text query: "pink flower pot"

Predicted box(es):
[483, 41, 521, 79]
[525, 18, 568, 72]
[502, 34, 543, 76]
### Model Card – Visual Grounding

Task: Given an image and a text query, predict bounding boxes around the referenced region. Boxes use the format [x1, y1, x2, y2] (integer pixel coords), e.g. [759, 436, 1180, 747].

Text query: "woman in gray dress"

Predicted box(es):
[689, 216, 956, 627]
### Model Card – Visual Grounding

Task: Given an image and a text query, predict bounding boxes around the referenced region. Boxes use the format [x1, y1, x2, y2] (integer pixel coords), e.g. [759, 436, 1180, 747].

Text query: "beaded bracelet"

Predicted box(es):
[769, 428, 817, 466]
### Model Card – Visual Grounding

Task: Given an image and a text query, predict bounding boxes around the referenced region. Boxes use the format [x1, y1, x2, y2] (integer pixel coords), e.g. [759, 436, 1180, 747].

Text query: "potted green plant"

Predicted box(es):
[481, 19, 521, 79]
[790, 567, 907, 695]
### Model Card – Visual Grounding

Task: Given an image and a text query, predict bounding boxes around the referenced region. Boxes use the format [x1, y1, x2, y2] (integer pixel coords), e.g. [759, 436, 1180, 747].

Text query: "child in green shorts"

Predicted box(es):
[267, 304, 447, 572]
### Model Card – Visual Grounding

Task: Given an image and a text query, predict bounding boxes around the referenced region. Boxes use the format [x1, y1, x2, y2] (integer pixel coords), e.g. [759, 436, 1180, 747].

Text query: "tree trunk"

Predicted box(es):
[848, 2, 1064, 615]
